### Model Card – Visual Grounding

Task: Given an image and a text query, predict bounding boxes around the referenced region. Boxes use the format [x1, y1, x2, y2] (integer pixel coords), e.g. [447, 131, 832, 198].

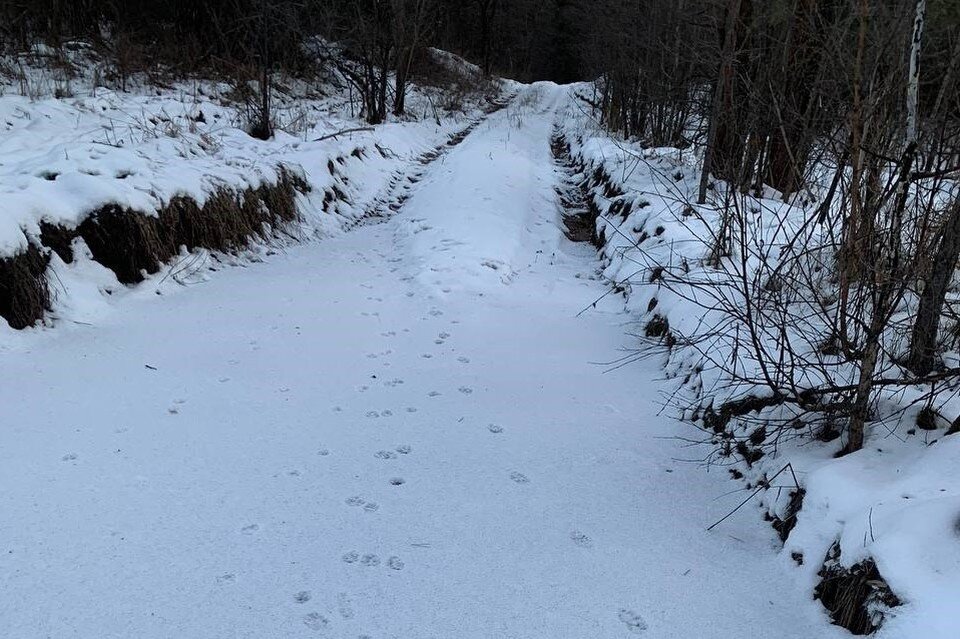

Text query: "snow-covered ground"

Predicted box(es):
[0, 83, 842, 638]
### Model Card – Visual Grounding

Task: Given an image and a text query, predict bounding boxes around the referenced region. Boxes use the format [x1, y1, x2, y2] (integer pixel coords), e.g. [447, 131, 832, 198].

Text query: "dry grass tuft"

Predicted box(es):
[0, 244, 50, 329]
[0, 166, 308, 326]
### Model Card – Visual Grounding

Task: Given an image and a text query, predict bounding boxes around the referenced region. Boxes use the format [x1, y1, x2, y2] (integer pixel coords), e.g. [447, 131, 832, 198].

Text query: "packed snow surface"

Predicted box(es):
[1, 84, 844, 637]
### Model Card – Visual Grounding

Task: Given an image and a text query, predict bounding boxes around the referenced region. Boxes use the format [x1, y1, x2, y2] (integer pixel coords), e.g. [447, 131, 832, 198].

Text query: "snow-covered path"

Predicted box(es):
[1, 84, 837, 638]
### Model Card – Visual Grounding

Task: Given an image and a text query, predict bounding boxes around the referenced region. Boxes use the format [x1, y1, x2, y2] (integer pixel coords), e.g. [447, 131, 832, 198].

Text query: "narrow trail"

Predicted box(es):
[0, 84, 837, 638]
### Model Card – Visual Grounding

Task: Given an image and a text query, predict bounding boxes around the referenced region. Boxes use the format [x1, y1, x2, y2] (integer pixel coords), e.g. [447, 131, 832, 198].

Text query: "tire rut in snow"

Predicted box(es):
[346, 93, 516, 230]
[550, 126, 602, 245]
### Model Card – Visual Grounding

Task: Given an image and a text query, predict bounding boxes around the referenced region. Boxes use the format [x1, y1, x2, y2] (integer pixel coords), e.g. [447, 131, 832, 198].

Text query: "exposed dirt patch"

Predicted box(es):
[550, 130, 601, 245]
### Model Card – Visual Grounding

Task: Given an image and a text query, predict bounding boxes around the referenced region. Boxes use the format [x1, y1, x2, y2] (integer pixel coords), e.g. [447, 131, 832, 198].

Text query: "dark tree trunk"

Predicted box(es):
[710, 0, 752, 184]
[698, 0, 746, 203]
[767, 0, 819, 198]
[908, 197, 960, 375]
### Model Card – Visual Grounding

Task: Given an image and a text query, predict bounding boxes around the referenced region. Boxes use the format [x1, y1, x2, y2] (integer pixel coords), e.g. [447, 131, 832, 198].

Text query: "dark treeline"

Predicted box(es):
[0, 1, 585, 81]
[0, 1, 588, 127]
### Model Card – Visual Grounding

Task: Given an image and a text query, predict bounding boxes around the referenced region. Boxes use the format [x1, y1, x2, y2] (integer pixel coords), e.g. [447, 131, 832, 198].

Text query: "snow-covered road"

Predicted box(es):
[1, 84, 837, 638]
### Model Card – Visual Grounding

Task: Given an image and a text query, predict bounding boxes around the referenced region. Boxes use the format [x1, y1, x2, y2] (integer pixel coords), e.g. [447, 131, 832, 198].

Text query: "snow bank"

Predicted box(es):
[0, 45, 502, 331]
[555, 85, 960, 639]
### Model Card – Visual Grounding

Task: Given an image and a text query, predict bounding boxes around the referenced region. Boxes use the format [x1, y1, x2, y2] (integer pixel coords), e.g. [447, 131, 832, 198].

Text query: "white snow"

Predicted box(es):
[0, 83, 844, 638]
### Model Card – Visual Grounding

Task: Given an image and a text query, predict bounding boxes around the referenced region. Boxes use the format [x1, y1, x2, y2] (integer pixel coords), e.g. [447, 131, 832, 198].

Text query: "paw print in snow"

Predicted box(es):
[618, 609, 648, 634]
[570, 531, 593, 547]
[302, 612, 329, 631]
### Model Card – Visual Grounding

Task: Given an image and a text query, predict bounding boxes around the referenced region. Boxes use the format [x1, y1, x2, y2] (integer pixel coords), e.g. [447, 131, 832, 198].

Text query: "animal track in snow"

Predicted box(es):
[302, 612, 329, 631]
[241, 524, 259, 535]
[569, 531, 593, 547]
[293, 591, 311, 603]
[488, 424, 503, 434]
[618, 609, 648, 634]
[342, 551, 360, 564]
[61, 453, 78, 462]
[360, 554, 381, 567]
[509, 471, 530, 484]
[428, 391, 441, 397]
[395, 444, 412, 455]
[389, 477, 405, 486]
[387, 556, 405, 570]
[337, 593, 354, 619]
[375, 450, 398, 460]
[457, 356, 471, 364]
[458, 386, 473, 394]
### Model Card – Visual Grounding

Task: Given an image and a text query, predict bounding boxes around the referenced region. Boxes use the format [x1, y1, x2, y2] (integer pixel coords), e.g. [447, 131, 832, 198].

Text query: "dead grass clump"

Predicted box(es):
[77, 204, 171, 283]
[75, 167, 306, 284]
[0, 165, 309, 330]
[0, 244, 50, 329]
[814, 542, 900, 635]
